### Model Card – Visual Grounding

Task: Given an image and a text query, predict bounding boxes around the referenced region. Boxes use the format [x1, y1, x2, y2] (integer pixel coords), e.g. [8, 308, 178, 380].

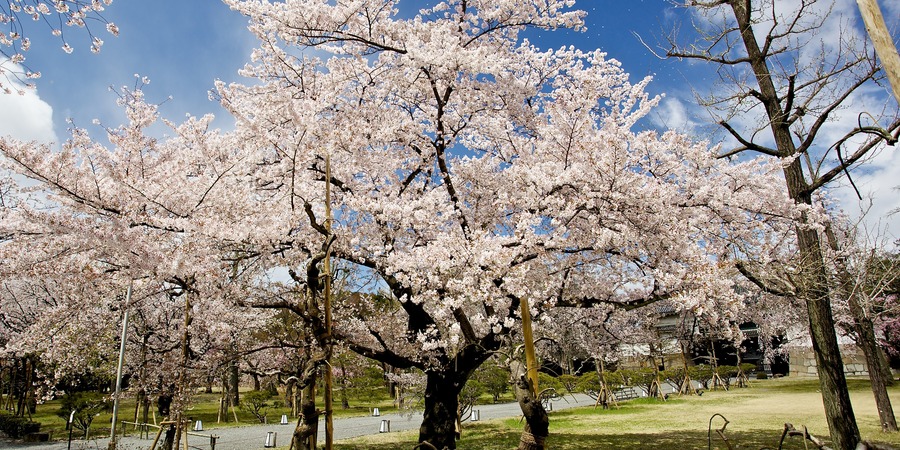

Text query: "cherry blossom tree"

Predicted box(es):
[825, 217, 899, 431]
[0, 2, 799, 449]
[215, 1, 795, 448]
[0, 80, 281, 450]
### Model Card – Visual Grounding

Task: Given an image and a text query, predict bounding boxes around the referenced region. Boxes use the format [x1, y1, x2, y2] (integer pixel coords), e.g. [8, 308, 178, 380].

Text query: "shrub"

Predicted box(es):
[472, 362, 510, 402]
[575, 371, 624, 402]
[575, 373, 602, 400]
[537, 372, 563, 399]
[240, 390, 272, 423]
[55, 392, 109, 439]
[557, 374, 580, 397]
[620, 368, 660, 397]
[716, 365, 739, 389]
[459, 378, 485, 420]
[661, 367, 687, 391]
[0, 413, 41, 438]
[689, 364, 714, 389]
[602, 370, 626, 391]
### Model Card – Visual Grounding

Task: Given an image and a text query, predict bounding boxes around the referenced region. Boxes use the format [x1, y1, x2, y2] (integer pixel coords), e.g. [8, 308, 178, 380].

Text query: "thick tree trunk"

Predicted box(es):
[512, 361, 549, 450]
[806, 295, 860, 448]
[6, 359, 17, 413]
[292, 382, 319, 450]
[141, 394, 150, 426]
[787, 188, 861, 449]
[251, 373, 261, 391]
[878, 348, 894, 387]
[17, 357, 33, 417]
[284, 378, 296, 416]
[134, 389, 147, 424]
[1, 363, 8, 411]
[218, 375, 228, 423]
[418, 371, 465, 450]
[228, 357, 240, 406]
[339, 362, 350, 409]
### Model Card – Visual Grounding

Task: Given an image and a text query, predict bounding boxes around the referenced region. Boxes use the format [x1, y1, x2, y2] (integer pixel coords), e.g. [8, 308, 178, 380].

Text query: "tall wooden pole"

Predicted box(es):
[324, 153, 334, 450]
[857, 0, 900, 104]
[174, 288, 191, 450]
[108, 284, 133, 450]
[520, 298, 539, 396]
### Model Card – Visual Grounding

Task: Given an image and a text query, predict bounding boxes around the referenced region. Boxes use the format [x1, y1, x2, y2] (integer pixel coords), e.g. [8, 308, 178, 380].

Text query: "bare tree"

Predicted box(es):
[665, 1, 900, 448]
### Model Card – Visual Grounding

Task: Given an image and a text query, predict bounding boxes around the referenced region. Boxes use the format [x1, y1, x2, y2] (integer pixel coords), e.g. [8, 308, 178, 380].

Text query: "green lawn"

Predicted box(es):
[335, 377, 900, 449]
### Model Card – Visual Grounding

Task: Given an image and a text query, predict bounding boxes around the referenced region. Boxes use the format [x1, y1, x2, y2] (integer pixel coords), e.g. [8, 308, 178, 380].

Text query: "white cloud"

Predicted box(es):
[0, 62, 57, 144]
[830, 145, 900, 244]
[879, 0, 900, 19]
[650, 97, 687, 131]
[649, 96, 705, 135]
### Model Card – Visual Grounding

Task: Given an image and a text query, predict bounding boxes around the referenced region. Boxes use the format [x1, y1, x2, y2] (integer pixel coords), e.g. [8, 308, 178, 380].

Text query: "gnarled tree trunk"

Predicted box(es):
[418, 371, 465, 450]
[511, 361, 549, 450]
[292, 381, 319, 450]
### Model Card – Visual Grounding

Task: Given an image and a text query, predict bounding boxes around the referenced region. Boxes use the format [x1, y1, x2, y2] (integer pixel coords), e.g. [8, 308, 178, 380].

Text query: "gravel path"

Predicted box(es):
[1, 394, 597, 450]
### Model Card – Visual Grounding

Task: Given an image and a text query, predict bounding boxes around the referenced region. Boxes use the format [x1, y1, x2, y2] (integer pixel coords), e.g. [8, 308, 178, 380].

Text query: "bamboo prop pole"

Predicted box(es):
[148, 420, 177, 450]
[520, 298, 539, 396]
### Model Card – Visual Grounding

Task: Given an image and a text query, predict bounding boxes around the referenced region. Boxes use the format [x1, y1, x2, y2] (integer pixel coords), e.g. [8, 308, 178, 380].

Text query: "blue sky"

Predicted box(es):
[1, 0, 899, 240]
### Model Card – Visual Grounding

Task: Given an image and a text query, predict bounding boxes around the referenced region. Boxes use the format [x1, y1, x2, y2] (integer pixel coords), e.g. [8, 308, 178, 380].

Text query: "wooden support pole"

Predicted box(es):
[323, 153, 334, 450]
[520, 298, 539, 396]
[857, 0, 900, 104]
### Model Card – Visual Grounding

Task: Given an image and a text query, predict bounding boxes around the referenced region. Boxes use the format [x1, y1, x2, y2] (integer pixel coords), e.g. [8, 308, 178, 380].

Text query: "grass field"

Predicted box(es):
[334, 377, 900, 449]
[15, 377, 900, 449]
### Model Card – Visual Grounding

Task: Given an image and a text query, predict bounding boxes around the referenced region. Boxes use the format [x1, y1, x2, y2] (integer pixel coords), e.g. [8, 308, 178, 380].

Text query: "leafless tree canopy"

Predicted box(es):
[666, 0, 898, 198]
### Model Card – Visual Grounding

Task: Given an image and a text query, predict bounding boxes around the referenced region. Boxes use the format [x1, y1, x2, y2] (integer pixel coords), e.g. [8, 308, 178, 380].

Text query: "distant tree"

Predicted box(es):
[825, 217, 898, 431]
[577, 370, 625, 403]
[689, 364, 715, 390]
[458, 377, 484, 423]
[240, 390, 272, 424]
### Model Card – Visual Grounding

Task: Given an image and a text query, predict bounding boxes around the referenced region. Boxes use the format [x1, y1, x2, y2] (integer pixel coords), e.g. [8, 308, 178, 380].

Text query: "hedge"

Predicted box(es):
[0, 413, 41, 438]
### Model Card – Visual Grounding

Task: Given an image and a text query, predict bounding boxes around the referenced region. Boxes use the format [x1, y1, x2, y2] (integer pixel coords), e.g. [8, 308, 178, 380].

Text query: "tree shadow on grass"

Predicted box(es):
[548, 430, 820, 450]
[334, 428, 848, 450]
